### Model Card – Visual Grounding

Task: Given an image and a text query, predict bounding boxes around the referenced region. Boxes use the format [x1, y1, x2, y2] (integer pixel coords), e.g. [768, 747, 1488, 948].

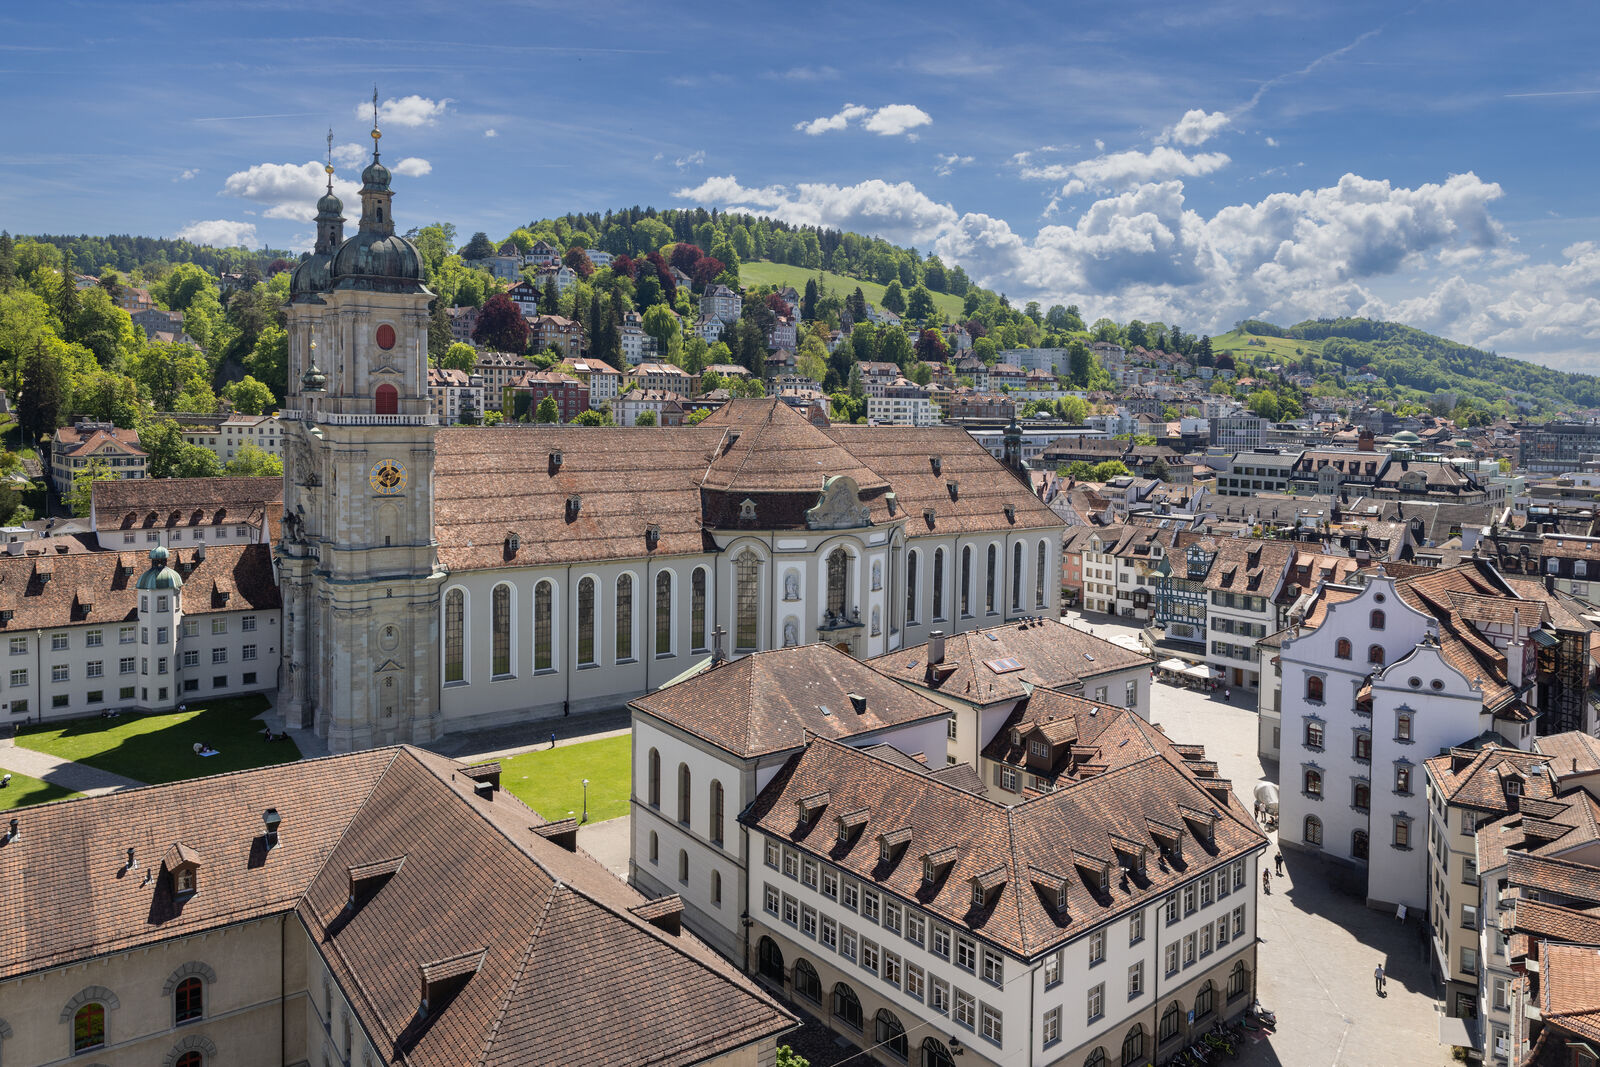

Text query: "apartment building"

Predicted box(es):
[50, 421, 146, 494]
[88, 476, 277, 552]
[558, 356, 622, 404]
[472, 351, 532, 411]
[630, 361, 696, 397]
[426, 366, 485, 425]
[1079, 526, 1127, 615]
[507, 369, 590, 423]
[867, 392, 937, 426]
[1203, 540, 1292, 691]
[1216, 450, 1300, 497]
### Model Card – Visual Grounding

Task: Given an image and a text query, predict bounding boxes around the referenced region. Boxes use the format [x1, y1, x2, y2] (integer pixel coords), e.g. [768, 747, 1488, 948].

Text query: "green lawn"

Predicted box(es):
[0, 770, 81, 811]
[491, 734, 632, 823]
[15, 694, 299, 785]
[1209, 329, 1325, 364]
[740, 260, 968, 323]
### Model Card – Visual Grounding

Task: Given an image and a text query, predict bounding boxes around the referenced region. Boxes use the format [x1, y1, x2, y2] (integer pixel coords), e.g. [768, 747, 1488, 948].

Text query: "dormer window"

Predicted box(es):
[1011, 728, 1023, 746]
[163, 842, 202, 898]
[923, 857, 935, 883]
[971, 880, 985, 907]
[1029, 740, 1049, 760]
[738, 498, 758, 521]
[1506, 778, 1522, 797]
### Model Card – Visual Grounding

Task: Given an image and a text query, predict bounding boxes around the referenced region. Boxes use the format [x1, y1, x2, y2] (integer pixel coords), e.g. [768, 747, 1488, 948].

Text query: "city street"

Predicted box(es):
[1063, 609, 1455, 1066]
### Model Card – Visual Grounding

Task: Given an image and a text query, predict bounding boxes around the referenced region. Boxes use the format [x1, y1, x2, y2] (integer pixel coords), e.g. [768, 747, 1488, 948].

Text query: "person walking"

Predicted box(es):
[549, 731, 557, 750]
[1262, 868, 1271, 895]
[1374, 964, 1386, 996]
[1274, 851, 1284, 876]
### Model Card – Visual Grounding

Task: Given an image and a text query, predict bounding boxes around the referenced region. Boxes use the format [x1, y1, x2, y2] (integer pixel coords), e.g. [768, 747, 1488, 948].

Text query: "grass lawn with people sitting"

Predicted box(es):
[492, 734, 632, 824]
[0, 770, 81, 811]
[15, 695, 300, 785]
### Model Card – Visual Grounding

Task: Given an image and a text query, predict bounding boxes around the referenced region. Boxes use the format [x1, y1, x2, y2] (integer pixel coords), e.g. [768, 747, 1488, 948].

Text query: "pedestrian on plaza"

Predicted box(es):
[549, 731, 557, 750]
[1375, 964, 1386, 996]
[1224, 688, 1232, 701]
[1262, 868, 1271, 895]
[1274, 852, 1284, 876]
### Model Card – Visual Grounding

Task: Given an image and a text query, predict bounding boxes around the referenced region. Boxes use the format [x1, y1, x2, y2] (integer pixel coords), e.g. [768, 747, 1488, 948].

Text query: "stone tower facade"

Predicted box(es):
[277, 119, 444, 752]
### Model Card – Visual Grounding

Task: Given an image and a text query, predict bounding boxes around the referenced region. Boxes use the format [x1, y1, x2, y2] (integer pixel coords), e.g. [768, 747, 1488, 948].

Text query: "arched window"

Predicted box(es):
[1161, 1000, 1183, 1042]
[1120, 1023, 1145, 1066]
[832, 982, 863, 1031]
[1306, 675, 1324, 702]
[1368, 644, 1385, 666]
[932, 548, 945, 619]
[73, 1003, 105, 1052]
[710, 780, 725, 846]
[443, 589, 465, 683]
[1304, 815, 1323, 846]
[1037, 539, 1048, 607]
[649, 831, 658, 863]
[1228, 961, 1250, 1001]
[1370, 610, 1386, 630]
[1304, 769, 1322, 798]
[1352, 829, 1370, 860]
[691, 567, 707, 651]
[1335, 638, 1352, 660]
[577, 577, 596, 665]
[827, 548, 850, 616]
[677, 763, 691, 826]
[647, 748, 660, 808]
[735, 551, 760, 650]
[176, 1053, 203, 1067]
[175, 975, 203, 1024]
[794, 959, 822, 1004]
[374, 383, 398, 415]
[655, 571, 672, 657]
[1012, 541, 1024, 611]
[711, 869, 722, 905]
[1195, 981, 1216, 1019]
[534, 581, 554, 672]
[758, 936, 785, 983]
[923, 1037, 957, 1067]
[960, 546, 972, 616]
[986, 543, 998, 613]
[876, 1008, 909, 1061]
[1082, 1049, 1106, 1067]
[906, 550, 919, 622]
[678, 849, 688, 883]
[616, 574, 634, 661]
[491, 584, 512, 676]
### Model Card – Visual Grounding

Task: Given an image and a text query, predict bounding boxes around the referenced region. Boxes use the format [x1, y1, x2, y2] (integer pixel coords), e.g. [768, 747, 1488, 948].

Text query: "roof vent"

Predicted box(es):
[848, 692, 867, 715]
[565, 494, 582, 520]
[549, 448, 563, 473]
[194, 542, 206, 562]
[262, 807, 281, 848]
[461, 762, 501, 792]
[947, 480, 959, 501]
[928, 630, 946, 666]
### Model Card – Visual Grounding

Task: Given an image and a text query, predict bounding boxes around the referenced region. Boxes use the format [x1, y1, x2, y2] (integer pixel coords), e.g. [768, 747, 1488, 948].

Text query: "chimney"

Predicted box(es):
[4, 817, 16, 843]
[929, 630, 946, 665]
[124, 847, 136, 872]
[262, 807, 281, 848]
[848, 692, 867, 715]
[194, 541, 206, 562]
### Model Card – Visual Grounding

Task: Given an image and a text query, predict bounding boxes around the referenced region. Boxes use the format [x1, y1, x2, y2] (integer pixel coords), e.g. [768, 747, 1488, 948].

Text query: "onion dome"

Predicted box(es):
[330, 230, 424, 287]
[136, 545, 184, 591]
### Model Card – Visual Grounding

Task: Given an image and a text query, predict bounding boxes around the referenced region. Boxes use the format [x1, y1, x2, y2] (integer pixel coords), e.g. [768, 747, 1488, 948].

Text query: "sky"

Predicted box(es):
[3, 1, 1600, 370]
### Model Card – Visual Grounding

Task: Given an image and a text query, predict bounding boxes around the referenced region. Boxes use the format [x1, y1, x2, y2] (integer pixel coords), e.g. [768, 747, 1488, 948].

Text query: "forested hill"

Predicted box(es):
[1236, 317, 1600, 413]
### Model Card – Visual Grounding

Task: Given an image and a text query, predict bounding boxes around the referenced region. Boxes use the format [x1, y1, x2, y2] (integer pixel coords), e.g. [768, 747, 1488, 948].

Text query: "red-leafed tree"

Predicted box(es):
[564, 246, 595, 280]
[612, 253, 637, 279]
[669, 243, 704, 273]
[472, 292, 530, 353]
[644, 250, 677, 301]
[691, 255, 724, 290]
[963, 319, 987, 339]
[765, 293, 792, 318]
[914, 328, 949, 364]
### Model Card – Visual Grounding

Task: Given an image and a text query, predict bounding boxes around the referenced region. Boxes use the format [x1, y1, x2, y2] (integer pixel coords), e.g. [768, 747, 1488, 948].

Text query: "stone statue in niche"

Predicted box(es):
[784, 571, 799, 601]
[871, 561, 882, 591]
[783, 619, 799, 647]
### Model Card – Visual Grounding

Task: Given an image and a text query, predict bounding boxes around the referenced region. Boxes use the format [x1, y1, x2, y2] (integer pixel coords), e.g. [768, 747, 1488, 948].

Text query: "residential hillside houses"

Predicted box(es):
[472, 351, 532, 411]
[507, 369, 590, 422]
[427, 366, 485, 425]
[50, 421, 147, 494]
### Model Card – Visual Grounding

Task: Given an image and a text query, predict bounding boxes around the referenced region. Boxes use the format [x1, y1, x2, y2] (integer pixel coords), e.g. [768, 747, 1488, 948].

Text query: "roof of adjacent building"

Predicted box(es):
[1425, 744, 1558, 813]
[2, 746, 794, 1065]
[91, 475, 279, 538]
[1539, 941, 1600, 1048]
[873, 619, 1151, 706]
[54, 424, 145, 458]
[630, 644, 952, 759]
[1203, 539, 1293, 595]
[980, 688, 1198, 791]
[742, 732, 1264, 957]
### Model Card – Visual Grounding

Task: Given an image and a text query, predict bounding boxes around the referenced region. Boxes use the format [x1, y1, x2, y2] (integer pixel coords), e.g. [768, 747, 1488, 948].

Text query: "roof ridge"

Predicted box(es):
[478, 880, 558, 1066]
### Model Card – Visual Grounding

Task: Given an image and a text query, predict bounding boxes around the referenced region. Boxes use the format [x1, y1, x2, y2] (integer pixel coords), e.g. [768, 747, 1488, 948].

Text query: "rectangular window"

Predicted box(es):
[906, 913, 925, 947]
[1044, 951, 1061, 988]
[840, 927, 857, 963]
[212, 619, 227, 635]
[1217, 870, 1230, 900]
[1184, 885, 1197, 915]
[932, 925, 951, 960]
[7, 637, 24, 656]
[906, 963, 925, 1002]
[1129, 960, 1144, 997]
[842, 880, 859, 912]
[1201, 923, 1213, 957]
[156, 627, 168, 645]
[8, 668, 25, 687]
[1461, 946, 1479, 975]
[1089, 929, 1105, 965]
[1233, 860, 1245, 890]
[243, 644, 257, 661]
[1201, 878, 1214, 908]
[822, 868, 839, 899]
[243, 615, 256, 631]
[861, 889, 880, 924]
[51, 694, 67, 709]
[51, 664, 68, 683]
[982, 947, 1003, 985]
[86, 661, 102, 679]
[120, 625, 135, 644]
[954, 990, 976, 1030]
[183, 650, 198, 668]
[119, 657, 135, 675]
[1184, 932, 1197, 966]
[882, 950, 901, 988]
[931, 977, 950, 1016]
[947, 714, 958, 740]
[802, 858, 818, 889]
[1088, 981, 1104, 1022]
[801, 904, 817, 939]
[86, 690, 102, 704]
[782, 848, 799, 879]
[764, 841, 779, 869]
[1218, 916, 1231, 947]
[980, 1003, 1002, 1045]
[118, 687, 132, 700]
[182, 620, 198, 638]
[51, 633, 68, 652]
[883, 900, 901, 936]
[821, 917, 838, 951]
[956, 935, 977, 972]
[1233, 905, 1245, 938]
[763, 884, 779, 916]
[212, 648, 226, 664]
[782, 894, 798, 927]
[1165, 892, 1179, 926]
[85, 629, 102, 648]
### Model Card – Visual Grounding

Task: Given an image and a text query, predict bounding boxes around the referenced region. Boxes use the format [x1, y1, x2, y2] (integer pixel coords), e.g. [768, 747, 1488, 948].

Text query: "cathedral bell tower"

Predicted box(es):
[277, 94, 444, 752]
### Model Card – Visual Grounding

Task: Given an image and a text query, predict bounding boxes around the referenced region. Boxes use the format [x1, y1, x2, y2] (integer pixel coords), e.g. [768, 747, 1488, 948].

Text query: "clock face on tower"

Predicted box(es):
[369, 459, 408, 495]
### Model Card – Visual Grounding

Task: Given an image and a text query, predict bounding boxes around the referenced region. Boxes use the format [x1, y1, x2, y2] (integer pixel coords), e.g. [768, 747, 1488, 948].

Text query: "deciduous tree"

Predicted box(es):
[473, 293, 530, 353]
[440, 341, 477, 373]
[222, 375, 276, 415]
[535, 396, 560, 423]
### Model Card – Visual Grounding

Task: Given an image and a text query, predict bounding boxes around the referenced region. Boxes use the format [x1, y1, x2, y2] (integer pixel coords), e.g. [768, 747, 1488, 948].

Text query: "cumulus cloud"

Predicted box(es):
[1021, 145, 1231, 194]
[221, 160, 361, 220]
[1156, 109, 1230, 146]
[675, 149, 706, 170]
[484, 128, 498, 138]
[359, 94, 450, 128]
[1265, 136, 1279, 147]
[935, 153, 975, 177]
[331, 142, 368, 167]
[795, 103, 930, 137]
[175, 168, 199, 181]
[176, 219, 257, 248]
[393, 157, 432, 177]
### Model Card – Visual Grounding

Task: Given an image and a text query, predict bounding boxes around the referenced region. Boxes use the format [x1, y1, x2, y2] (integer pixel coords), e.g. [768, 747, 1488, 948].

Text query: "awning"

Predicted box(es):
[1157, 658, 1213, 681]
[1438, 1014, 1477, 1049]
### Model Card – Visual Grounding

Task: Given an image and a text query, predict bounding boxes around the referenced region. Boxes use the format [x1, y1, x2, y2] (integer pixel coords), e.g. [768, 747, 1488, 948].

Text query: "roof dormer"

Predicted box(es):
[835, 807, 869, 845]
[796, 789, 831, 826]
[922, 846, 958, 886]
[1029, 865, 1070, 913]
[877, 826, 912, 866]
[346, 856, 405, 911]
[163, 842, 202, 898]
[417, 949, 486, 1019]
[969, 865, 1008, 909]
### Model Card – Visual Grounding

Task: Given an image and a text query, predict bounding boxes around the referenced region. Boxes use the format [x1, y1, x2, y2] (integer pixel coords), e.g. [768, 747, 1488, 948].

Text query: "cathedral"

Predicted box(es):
[277, 120, 1065, 753]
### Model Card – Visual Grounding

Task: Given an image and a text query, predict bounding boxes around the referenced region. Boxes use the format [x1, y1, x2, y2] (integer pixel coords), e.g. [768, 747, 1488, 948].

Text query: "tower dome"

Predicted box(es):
[329, 106, 426, 293]
[292, 134, 347, 301]
[136, 545, 184, 591]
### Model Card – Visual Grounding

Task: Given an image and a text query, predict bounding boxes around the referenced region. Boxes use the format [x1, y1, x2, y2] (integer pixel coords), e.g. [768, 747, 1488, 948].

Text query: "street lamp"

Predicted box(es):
[582, 778, 590, 823]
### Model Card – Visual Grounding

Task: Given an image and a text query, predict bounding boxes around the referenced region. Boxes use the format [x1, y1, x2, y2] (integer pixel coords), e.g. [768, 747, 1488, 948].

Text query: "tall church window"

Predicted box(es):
[656, 571, 673, 657]
[827, 548, 850, 616]
[933, 548, 945, 620]
[616, 574, 634, 661]
[375, 383, 398, 416]
[692, 567, 708, 651]
[444, 589, 465, 683]
[1036, 540, 1047, 607]
[577, 577, 596, 665]
[534, 580, 553, 671]
[961, 546, 972, 616]
[906, 550, 919, 623]
[986, 544, 998, 614]
[1012, 542, 1024, 611]
[491, 584, 511, 676]
[735, 551, 760, 650]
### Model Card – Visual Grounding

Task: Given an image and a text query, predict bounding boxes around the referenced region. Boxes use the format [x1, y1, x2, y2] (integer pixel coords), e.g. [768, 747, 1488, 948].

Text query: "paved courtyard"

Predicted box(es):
[1065, 609, 1455, 1066]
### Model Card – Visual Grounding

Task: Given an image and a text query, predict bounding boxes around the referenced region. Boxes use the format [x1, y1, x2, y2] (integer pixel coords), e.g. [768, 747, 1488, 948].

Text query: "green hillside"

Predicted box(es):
[1210, 329, 1324, 363]
[740, 260, 967, 322]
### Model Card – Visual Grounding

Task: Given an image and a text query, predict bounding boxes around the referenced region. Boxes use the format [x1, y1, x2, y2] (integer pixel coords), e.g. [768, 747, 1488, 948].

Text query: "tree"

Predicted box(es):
[1091, 460, 1131, 481]
[1246, 390, 1281, 421]
[243, 323, 288, 398]
[906, 284, 935, 322]
[155, 263, 215, 314]
[1068, 339, 1091, 385]
[440, 342, 477, 373]
[572, 409, 608, 426]
[564, 246, 595, 280]
[482, 409, 504, 425]
[848, 287, 869, 323]
[881, 279, 906, 315]
[908, 361, 933, 386]
[642, 304, 680, 355]
[140, 419, 223, 479]
[225, 444, 283, 476]
[428, 298, 452, 361]
[634, 409, 657, 427]
[535, 396, 560, 423]
[913, 328, 947, 364]
[686, 407, 711, 424]
[473, 293, 530, 353]
[18, 342, 64, 442]
[669, 243, 704, 273]
[796, 334, 830, 383]
[802, 278, 819, 320]
[1057, 395, 1088, 423]
[222, 375, 276, 415]
[461, 231, 496, 260]
[878, 327, 913, 369]
[776, 1047, 810, 1067]
[690, 255, 725, 290]
[847, 363, 865, 401]
[68, 458, 117, 516]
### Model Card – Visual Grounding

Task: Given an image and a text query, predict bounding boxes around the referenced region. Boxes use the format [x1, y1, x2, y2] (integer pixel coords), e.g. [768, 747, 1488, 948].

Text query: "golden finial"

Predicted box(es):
[324, 128, 334, 180]
[371, 85, 381, 144]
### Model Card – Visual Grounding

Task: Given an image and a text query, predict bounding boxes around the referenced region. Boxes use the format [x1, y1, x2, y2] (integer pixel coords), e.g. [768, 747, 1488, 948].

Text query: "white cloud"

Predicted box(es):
[1156, 109, 1230, 146]
[221, 160, 361, 220]
[1021, 145, 1231, 192]
[1094, 139, 1105, 152]
[794, 103, 930, 137]
[1265, 136, 1279, 147]
[675, 149, 707, 170]
[358, 94, 450, 128]
[392, 157, 431, 177]
[484, 128, 498, 138]
[935, 153, 975, 177]
[176, 219, 257, 247]
[331, 142, 368, 168]
[175, 168, 199, 181]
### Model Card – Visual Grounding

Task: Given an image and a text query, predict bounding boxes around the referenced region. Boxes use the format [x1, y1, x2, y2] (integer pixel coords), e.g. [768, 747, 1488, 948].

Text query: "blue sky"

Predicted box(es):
[3, 1, 1599, 368]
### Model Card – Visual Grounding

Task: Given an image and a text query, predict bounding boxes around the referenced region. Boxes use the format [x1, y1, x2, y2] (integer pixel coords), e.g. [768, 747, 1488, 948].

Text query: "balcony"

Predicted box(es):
[297, 411, 438, 427]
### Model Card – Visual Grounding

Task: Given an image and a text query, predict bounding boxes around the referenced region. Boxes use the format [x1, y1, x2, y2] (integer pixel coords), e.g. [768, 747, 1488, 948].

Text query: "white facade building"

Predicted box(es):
[867, 395, 937, 426]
